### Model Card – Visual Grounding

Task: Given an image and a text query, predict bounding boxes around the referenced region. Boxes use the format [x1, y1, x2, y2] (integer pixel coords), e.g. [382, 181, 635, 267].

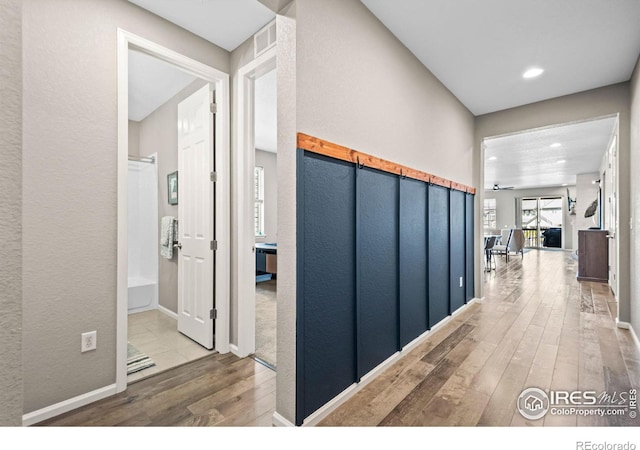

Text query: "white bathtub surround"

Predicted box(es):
[128, 156, 159, 314]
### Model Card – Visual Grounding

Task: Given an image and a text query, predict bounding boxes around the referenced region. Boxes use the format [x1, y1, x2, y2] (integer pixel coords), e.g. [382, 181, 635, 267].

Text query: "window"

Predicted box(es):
[484, 198, 496, 230]
[254, 166, 264, 237]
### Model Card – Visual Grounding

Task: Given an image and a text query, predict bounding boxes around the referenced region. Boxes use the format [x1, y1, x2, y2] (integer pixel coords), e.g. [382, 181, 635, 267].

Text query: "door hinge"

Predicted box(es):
[210, 309, 217, 320]
[210, 102, 217, 114]
[210, 171, 217, 182]
[210, 240, 218, 251]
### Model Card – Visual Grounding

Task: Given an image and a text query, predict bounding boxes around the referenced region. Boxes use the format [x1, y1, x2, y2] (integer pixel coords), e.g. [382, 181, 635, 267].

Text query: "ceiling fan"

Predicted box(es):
[493, 183, 514, 190]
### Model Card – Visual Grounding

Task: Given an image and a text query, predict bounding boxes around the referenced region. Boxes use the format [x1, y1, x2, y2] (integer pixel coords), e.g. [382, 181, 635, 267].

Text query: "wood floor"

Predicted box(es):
[319, 250, 640, 426]
[39, 249, 639, 427]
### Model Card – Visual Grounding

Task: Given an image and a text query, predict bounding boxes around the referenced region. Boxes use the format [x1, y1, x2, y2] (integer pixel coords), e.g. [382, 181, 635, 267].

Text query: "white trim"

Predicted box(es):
[299, 299, 479, 427]
[229, 343, 240, 356]
[22, 384, 117, 426]
[157, 304, 178, 320]
[236, 46, 277, 358]
[627, 324, 640, 351]
[272, 411, 294, 427]
[616, 319, 630, 329]
[117, 29, 231, 394]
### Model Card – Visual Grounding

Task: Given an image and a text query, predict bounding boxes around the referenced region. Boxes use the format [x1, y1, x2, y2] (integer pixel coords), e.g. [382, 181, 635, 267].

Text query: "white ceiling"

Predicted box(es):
[128, 49, 197, 122]
[484, 116, 617, 191]
[127, 0, 275, 52]
[361, 0, 640, 115]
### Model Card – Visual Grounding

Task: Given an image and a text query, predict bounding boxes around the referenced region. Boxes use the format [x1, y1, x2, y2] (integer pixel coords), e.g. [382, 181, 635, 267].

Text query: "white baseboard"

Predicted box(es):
[229, 343, 240, 357]
[22, 384, 117, 426]
[626, 323, 640, 351]
[616, 319, 630, 329]
[158, 304, 178, 320]
[299, 298, 481, 426]
[272, 411, 294, 427]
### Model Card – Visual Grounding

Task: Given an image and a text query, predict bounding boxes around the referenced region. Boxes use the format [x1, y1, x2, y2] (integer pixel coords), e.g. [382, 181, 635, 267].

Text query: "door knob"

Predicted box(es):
[174, 242, 182, 250]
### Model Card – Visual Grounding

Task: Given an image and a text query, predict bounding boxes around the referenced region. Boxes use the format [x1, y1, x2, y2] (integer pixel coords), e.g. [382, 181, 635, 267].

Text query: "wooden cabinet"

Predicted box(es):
[577, 230, 608, 282]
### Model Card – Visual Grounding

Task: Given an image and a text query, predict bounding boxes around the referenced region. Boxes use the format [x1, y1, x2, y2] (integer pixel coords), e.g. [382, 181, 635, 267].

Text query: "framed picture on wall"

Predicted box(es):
[167, 171, 178, 205]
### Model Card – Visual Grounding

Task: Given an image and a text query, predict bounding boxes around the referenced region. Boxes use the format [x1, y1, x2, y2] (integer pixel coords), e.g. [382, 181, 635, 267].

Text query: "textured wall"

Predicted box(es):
[296, 0, 475, 186]
[0, 0, 23, 426]
[22, 0, 229, 414]
[630, 57, 640, 336]
[138, 79, 208, 314]
[475, 83, 631, 321]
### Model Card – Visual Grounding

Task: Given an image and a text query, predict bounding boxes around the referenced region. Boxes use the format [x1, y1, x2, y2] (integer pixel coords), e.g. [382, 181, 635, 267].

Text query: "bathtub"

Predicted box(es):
[128, 276, 158, 314]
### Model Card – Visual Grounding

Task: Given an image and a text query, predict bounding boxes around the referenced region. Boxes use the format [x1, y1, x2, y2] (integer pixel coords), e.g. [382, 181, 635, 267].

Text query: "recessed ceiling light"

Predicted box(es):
[550, 143, 561, 148]
[523, 67, 544, 79]
[557, 159, 566, 164]
[562, 183, 568, 186]
[488, 156, 497, 161]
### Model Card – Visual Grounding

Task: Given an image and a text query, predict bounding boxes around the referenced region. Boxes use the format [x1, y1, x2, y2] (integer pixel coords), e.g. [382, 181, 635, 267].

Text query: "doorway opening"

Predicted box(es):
[235, 42, 277, 371]
[480, 114, 619, 317]
[117, 30, 230, 393]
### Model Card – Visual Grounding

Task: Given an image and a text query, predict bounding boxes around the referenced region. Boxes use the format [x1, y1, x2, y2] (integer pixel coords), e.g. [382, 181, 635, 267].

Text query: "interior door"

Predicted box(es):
[177, 84, 215, 349]
[606, 135, 617, 297]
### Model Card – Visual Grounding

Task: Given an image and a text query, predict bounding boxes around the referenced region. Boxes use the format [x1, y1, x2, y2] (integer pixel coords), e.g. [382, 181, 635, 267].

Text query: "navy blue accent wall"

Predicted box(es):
[449, 190, 466, 313]
[358, 168, 400, 376]
[465, 193, 475, 302]
[298, 152, 357, 421]
[428, 184, 450, 327]
[296, 149, 474, 425]
[399, 178, 429, 347]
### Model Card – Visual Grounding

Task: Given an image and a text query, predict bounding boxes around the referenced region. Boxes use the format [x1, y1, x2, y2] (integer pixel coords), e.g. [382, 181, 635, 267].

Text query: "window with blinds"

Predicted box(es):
[255, 166, 265, 237]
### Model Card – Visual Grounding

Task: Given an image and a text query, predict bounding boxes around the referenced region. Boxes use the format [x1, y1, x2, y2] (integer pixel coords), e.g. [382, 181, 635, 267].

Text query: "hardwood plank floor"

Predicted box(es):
[38, 353, 276, 427]
[321, 249, 640, 427]
[38, 249, 638, 428]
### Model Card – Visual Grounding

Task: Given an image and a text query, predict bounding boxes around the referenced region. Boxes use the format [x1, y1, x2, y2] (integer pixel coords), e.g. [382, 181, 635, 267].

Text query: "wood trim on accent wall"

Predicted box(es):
[297, 133, 475, 194]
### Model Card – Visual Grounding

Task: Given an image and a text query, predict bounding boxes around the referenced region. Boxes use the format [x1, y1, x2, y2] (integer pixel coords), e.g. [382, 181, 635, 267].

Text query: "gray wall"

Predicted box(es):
[128, 120, 140, 157]
[631, 57, 640, 337]
[255, 149, 278, 244]
[275, 0, 476, 424]
[475, 83, 631, 323]
[138, 79, 209, 314]
[0, 0, 23, 426]
[484, 185, 575, 250]
[22, 0, 229, 414]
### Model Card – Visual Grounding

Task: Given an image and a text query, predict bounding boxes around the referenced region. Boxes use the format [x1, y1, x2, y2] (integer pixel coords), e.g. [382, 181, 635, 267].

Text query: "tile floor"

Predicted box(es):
[127, 309, 215, 383]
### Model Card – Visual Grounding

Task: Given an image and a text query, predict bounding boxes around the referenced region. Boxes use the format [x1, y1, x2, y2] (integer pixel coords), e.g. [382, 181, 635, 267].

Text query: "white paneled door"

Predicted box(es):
[177, 84, 215, 349]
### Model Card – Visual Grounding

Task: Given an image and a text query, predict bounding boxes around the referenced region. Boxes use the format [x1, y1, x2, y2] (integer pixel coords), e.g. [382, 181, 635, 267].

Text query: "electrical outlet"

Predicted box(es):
[459, 277, 464, 288]
[81, 331, 97, 352]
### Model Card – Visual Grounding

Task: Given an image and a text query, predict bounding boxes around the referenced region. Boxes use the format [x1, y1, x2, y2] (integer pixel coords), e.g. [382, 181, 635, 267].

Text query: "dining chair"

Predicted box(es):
[484, 235, 498, 271]
[491, 228, 513, 262]
[510, 229, 526, 259]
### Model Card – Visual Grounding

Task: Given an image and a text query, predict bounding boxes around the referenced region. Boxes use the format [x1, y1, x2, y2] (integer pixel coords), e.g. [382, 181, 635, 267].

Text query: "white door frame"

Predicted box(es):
[116, 29, 230, 393]
[235, 48, 277, 357]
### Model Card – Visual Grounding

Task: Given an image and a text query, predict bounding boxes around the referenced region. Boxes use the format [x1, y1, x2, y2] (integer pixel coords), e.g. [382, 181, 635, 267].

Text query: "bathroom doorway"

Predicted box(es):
[117, 30, 230, 392]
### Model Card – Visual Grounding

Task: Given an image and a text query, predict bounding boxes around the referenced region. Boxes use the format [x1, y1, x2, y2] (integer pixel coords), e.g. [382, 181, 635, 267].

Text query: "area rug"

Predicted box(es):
[127, 342, 155, 375]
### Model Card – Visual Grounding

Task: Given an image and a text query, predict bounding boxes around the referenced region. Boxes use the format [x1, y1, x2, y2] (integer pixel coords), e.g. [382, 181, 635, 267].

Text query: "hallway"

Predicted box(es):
[320, 250, 639, 426]
[37, 250, 639, 427]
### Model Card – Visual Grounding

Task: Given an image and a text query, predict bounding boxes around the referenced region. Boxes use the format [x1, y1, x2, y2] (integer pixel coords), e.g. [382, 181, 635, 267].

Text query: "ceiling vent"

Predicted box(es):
[254, 20, 276, 58]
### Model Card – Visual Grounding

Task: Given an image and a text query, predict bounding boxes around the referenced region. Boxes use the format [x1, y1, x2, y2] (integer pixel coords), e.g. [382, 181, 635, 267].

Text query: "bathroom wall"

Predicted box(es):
[138, 78, 209, 314]
[128, 121, 140, 157]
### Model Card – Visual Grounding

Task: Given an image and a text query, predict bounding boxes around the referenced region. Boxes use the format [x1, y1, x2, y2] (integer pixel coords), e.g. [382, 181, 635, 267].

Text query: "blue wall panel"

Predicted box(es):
[465, 193, 475, 302]
[298, 152, 357, 421]
[428, 184, 450, 327]
[358, 167, 399, 377]
[449, 190, 466, 313]
[399, 178, 428, 347]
